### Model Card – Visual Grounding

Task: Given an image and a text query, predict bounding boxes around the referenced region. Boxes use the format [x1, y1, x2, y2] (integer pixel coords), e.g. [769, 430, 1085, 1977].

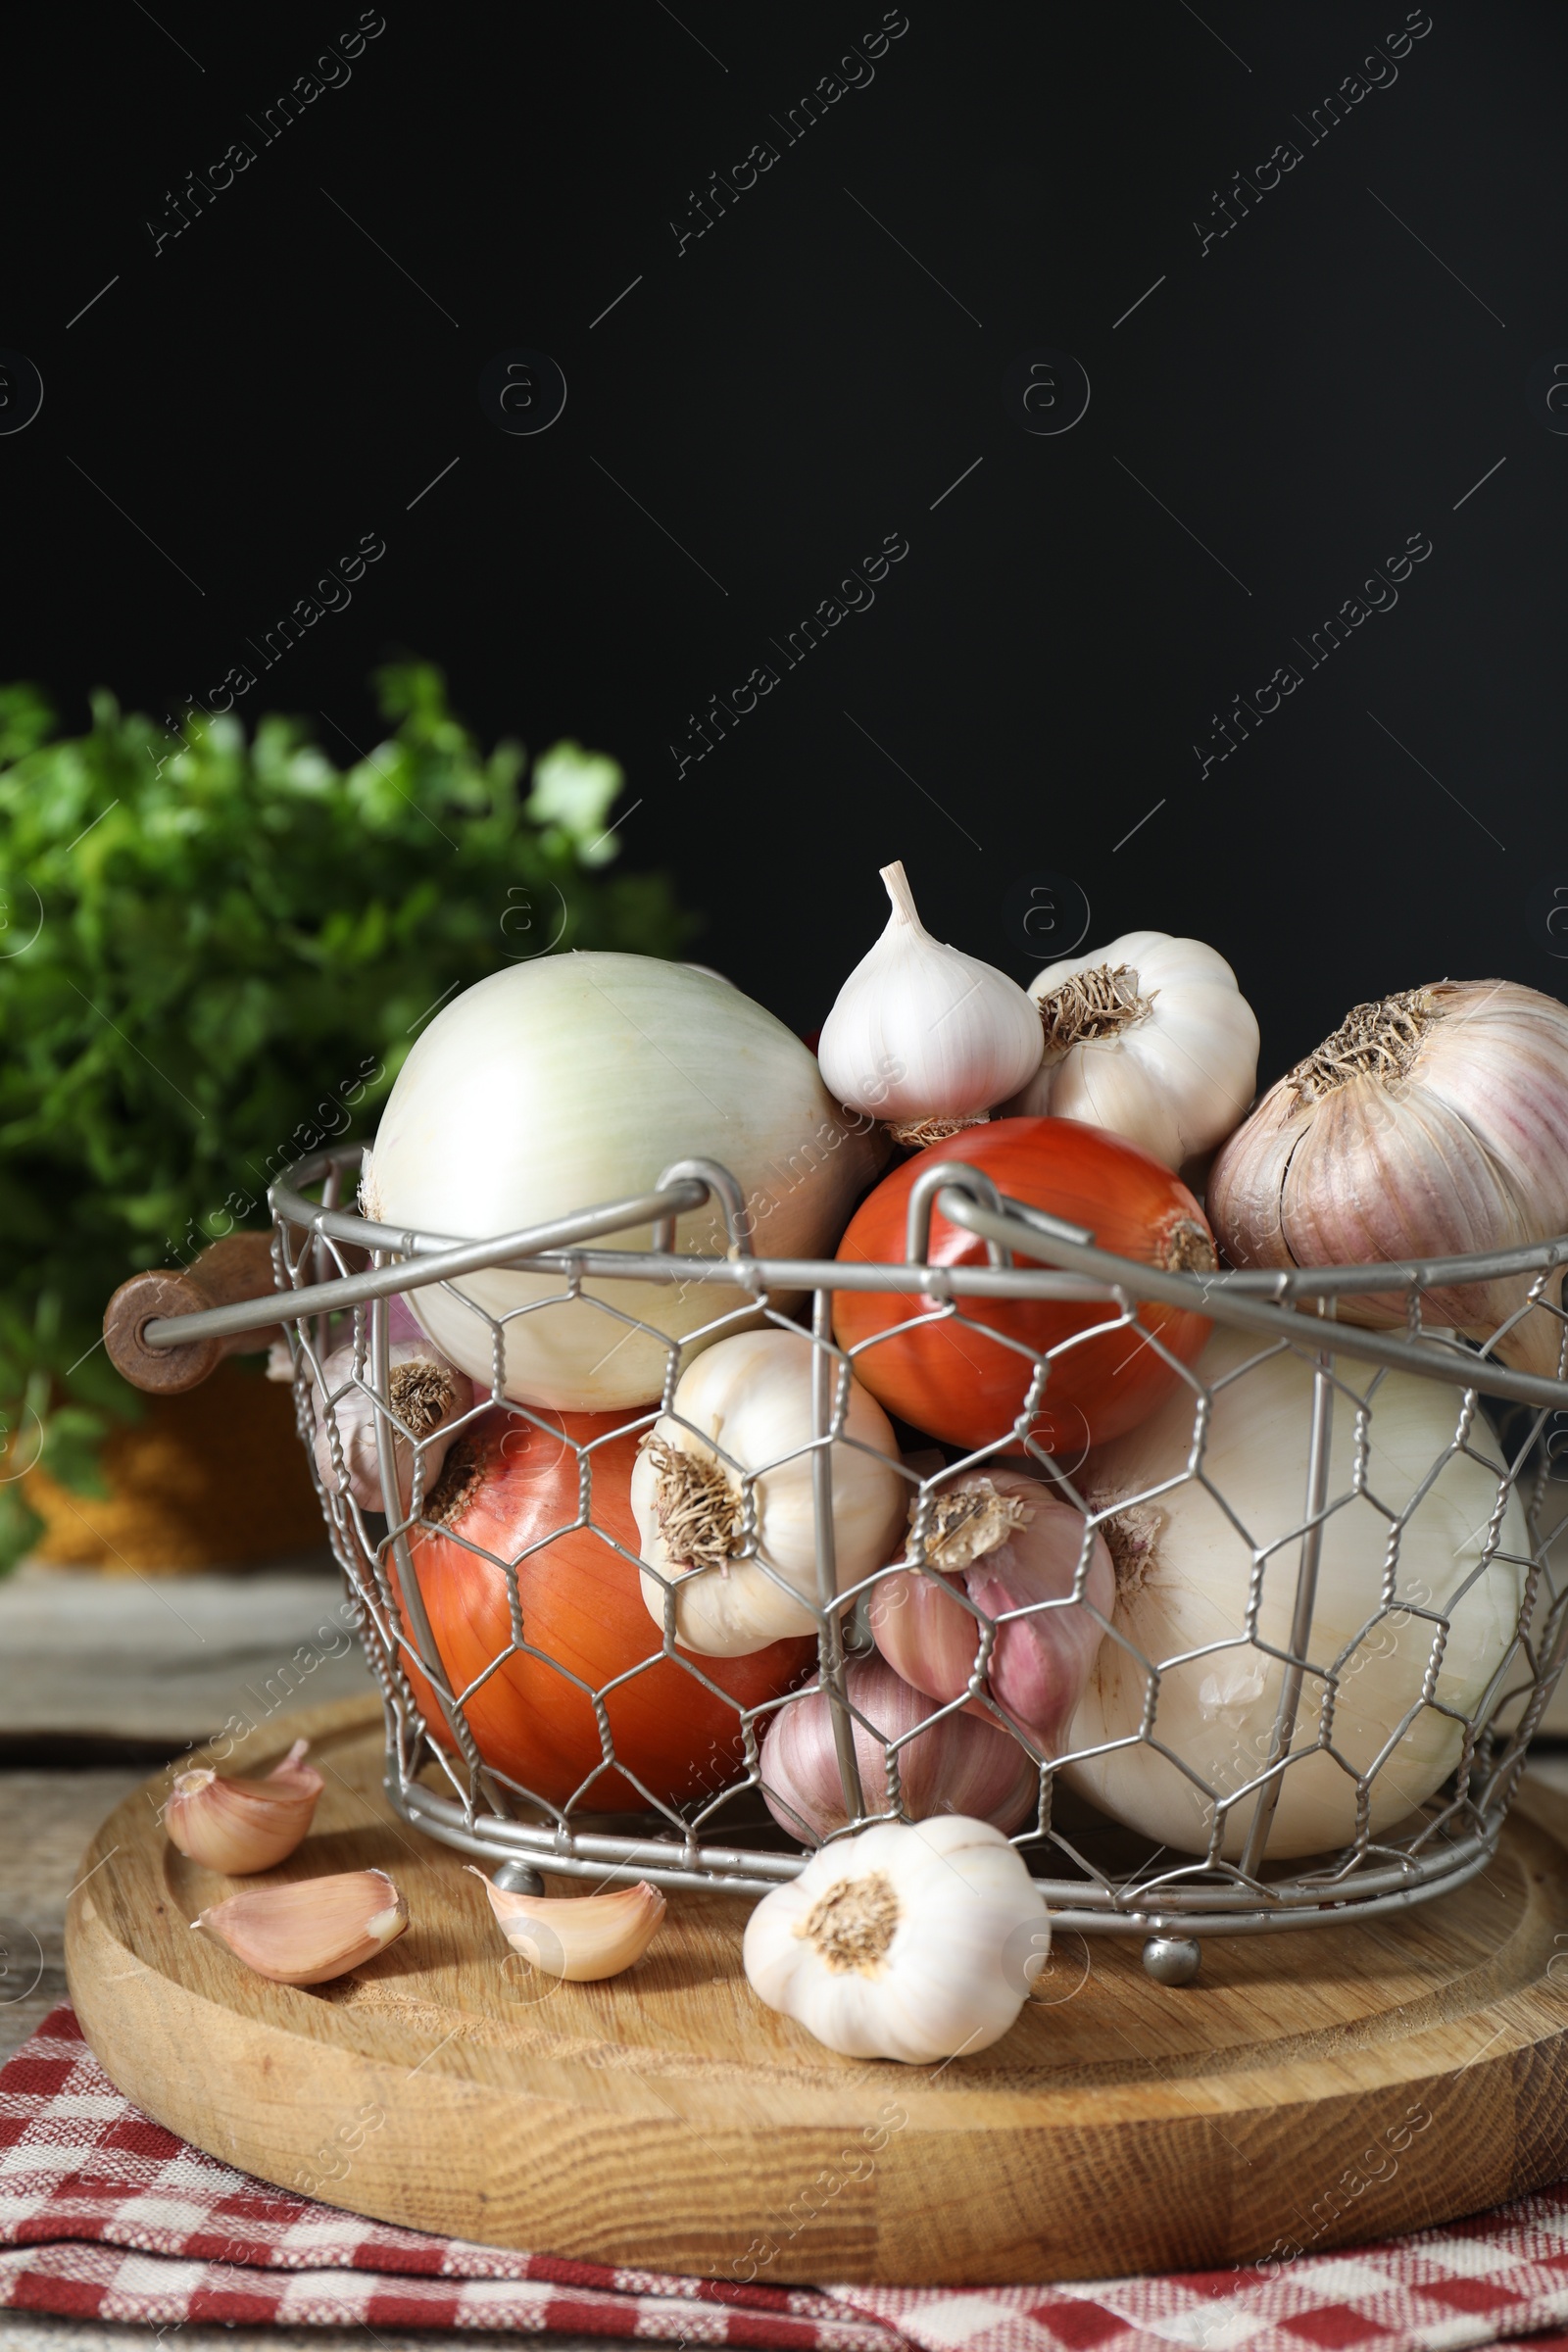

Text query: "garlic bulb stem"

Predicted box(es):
[743, 1814, 1049, 2062]
[164, 1739, 323, 1874]
[817, 861, 1044, 1135]
[468, 1869, 665, 1980]
[191, 1868, 408, 1984]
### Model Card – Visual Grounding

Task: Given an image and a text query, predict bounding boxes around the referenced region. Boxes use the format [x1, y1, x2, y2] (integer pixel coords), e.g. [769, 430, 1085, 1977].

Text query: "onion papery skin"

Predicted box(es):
[1208, 979, 1568, 1377]
[365, 956, 883, 1409]
[871, 1470, 1114, 1749]
[396, 1406, 813, 1811]
[1063, 1327, 1529, 1860]
[831, 1118, 1215, 1457]
[760, 1653, 1039, 1841]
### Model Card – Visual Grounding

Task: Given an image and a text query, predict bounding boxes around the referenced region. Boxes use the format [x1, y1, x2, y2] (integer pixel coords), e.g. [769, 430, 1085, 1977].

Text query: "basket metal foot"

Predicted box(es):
[492, 1859, 547, 1896]
[1142, 1934, 1201, 1985]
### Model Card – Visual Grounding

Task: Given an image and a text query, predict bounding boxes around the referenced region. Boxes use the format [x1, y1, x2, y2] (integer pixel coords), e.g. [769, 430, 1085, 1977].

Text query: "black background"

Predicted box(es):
[4, 1, 1565, 1082]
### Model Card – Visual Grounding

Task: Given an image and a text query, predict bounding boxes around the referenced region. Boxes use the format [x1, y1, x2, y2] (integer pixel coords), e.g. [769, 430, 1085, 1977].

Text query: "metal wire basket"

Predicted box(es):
[122, 1141, 1568, 1981]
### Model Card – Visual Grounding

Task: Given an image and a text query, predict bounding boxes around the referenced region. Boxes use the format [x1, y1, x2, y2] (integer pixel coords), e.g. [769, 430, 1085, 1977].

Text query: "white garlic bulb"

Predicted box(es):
[1064, 1326, 1528, 1859]
[1005, 930, 1259, 1170]
[743, 1814, 1049, 2063]
[818, 861, 1043, 1144]
[1209, 980, 1568, 1375]
[311, 1338, 471, 1514]
[632, 1328, 906, 1655]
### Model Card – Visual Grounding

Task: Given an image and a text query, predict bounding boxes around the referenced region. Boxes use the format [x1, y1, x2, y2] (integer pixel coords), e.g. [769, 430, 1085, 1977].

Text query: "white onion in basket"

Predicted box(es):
[362, 956, 881, 1409]
[1063, 1327, 1529, 1859]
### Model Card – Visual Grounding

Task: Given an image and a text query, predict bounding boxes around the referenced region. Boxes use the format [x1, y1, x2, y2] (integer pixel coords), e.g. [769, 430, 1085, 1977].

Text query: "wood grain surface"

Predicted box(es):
[65, 1695, 1568, 2286]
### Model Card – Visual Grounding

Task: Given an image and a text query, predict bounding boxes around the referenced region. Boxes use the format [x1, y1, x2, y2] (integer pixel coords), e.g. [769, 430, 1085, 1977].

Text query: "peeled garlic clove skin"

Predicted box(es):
[164, 1739, 324, 1873]
[872, 1473, 1114, 1751]
[632, 1327, 906, 1655]
[191, 1869, 408, 1984]
[1006, 931, 1259, 1171]
[744, 1814, 1048, 2063]
[312, 1338, 473, 1514]
[1208, 980, 1568, 1373]
[760, 1653, 1038, 1841]
[467, 1869, 665, 1979]
[818, 861, 1043, 1132]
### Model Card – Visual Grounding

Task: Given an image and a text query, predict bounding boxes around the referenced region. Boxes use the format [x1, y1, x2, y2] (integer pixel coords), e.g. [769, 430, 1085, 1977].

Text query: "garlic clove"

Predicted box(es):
[165, 1739, 324, 1874]
[818, 860, 1043, 1138]
[191, 1868, 408, 1984]
[467, 1868, 665, 1980]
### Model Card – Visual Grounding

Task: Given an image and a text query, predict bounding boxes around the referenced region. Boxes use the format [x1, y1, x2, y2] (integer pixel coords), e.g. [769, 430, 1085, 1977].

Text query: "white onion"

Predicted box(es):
[363, 956, 881, 1408]
[1063, 1327, 1528, 1859]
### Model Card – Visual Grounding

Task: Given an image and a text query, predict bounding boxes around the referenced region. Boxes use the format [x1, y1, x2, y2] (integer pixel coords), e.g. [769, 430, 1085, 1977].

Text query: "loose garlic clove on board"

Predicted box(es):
[467, 1870, 665, 1980]
[191, 1869, 408, 1984]
[164, 1739, 324, 1874]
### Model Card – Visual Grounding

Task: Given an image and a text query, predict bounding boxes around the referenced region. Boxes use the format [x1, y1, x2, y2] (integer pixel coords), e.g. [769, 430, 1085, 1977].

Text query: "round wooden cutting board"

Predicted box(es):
[66, 1695, 1568, 2286]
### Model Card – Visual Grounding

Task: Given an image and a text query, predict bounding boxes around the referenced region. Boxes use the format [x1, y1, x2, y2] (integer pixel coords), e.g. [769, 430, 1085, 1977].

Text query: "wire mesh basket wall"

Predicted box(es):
[247, 1142, 1568, 1967]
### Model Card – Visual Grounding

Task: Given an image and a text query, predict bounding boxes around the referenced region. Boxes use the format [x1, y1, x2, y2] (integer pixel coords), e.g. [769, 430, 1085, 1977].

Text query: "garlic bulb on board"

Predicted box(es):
[631, 1327, 906, 1655]
[1063, 1326, 1528, 1860]
[467, 1869, 665, 1980]
[1005, 931, 1259, 1170]
[165, 1738, 322, 1874]
[1208, 980, 1568, 1375]
[760, 1653, 1039, 1840]
[817, 861, 1043, 1144]
[363, 956, 882, 1409]
[190, 1869, 408, 1984]
[871, 1471, 1113, 1749]
[312, 1339, 472, 1514]
[743, 1813, 1049, 2062]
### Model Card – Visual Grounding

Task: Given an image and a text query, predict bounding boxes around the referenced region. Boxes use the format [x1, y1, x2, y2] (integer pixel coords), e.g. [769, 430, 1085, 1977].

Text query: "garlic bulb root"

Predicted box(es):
[312, 1337, 472, 1514]
[468, 1869, 665, 1980]
[872, 1472, 1114, 1750]
[817, 861, 1043, 1135]
[743, 1814, 1049, 2061]
[761, 1652, 1039, 1840]
[631, 1327, 906, 1655]
[1006, 930, 1259, 1170]
[1209, 979, 1568, 1376]
[1063, 1326, 1528, 1859]
[165, 1738, 324, 1874]
[191, 1868, 408, 1984]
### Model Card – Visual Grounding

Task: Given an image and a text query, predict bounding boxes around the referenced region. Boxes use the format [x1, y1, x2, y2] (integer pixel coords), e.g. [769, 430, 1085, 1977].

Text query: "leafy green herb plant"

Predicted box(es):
[0, 662, 690, 1571]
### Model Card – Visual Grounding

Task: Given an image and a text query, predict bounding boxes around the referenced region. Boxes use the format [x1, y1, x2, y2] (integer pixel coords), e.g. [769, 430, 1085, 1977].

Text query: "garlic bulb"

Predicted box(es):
[191, 1869, 408, 1984]
[743, 1813, 1048, 2062]
[631, 1327, 906, 1655]
[817, 861, 1043, 1144]
[467, 1869, 665, 1980]
[165, 1738, 323, 1873]
[1063, 1326, 1528, 1859]
[1209, 980, 1568, 1375]
[871, 1472, 1113, 1748]
[760, 1653, 1039, 1840]
[364, 956, 880, 1409]
[1005, 931, 1259, 1170]
[312, 1339, 472, 1514]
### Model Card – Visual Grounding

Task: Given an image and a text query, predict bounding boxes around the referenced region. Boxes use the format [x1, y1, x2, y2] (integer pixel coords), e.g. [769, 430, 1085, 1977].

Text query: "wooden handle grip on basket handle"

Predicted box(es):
[103, 1233, 286, 1395]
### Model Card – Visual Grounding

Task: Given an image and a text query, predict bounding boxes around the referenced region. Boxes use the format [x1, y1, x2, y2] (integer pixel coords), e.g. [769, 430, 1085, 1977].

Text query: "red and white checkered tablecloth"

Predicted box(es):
[6, 2007, 1568, 2350]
